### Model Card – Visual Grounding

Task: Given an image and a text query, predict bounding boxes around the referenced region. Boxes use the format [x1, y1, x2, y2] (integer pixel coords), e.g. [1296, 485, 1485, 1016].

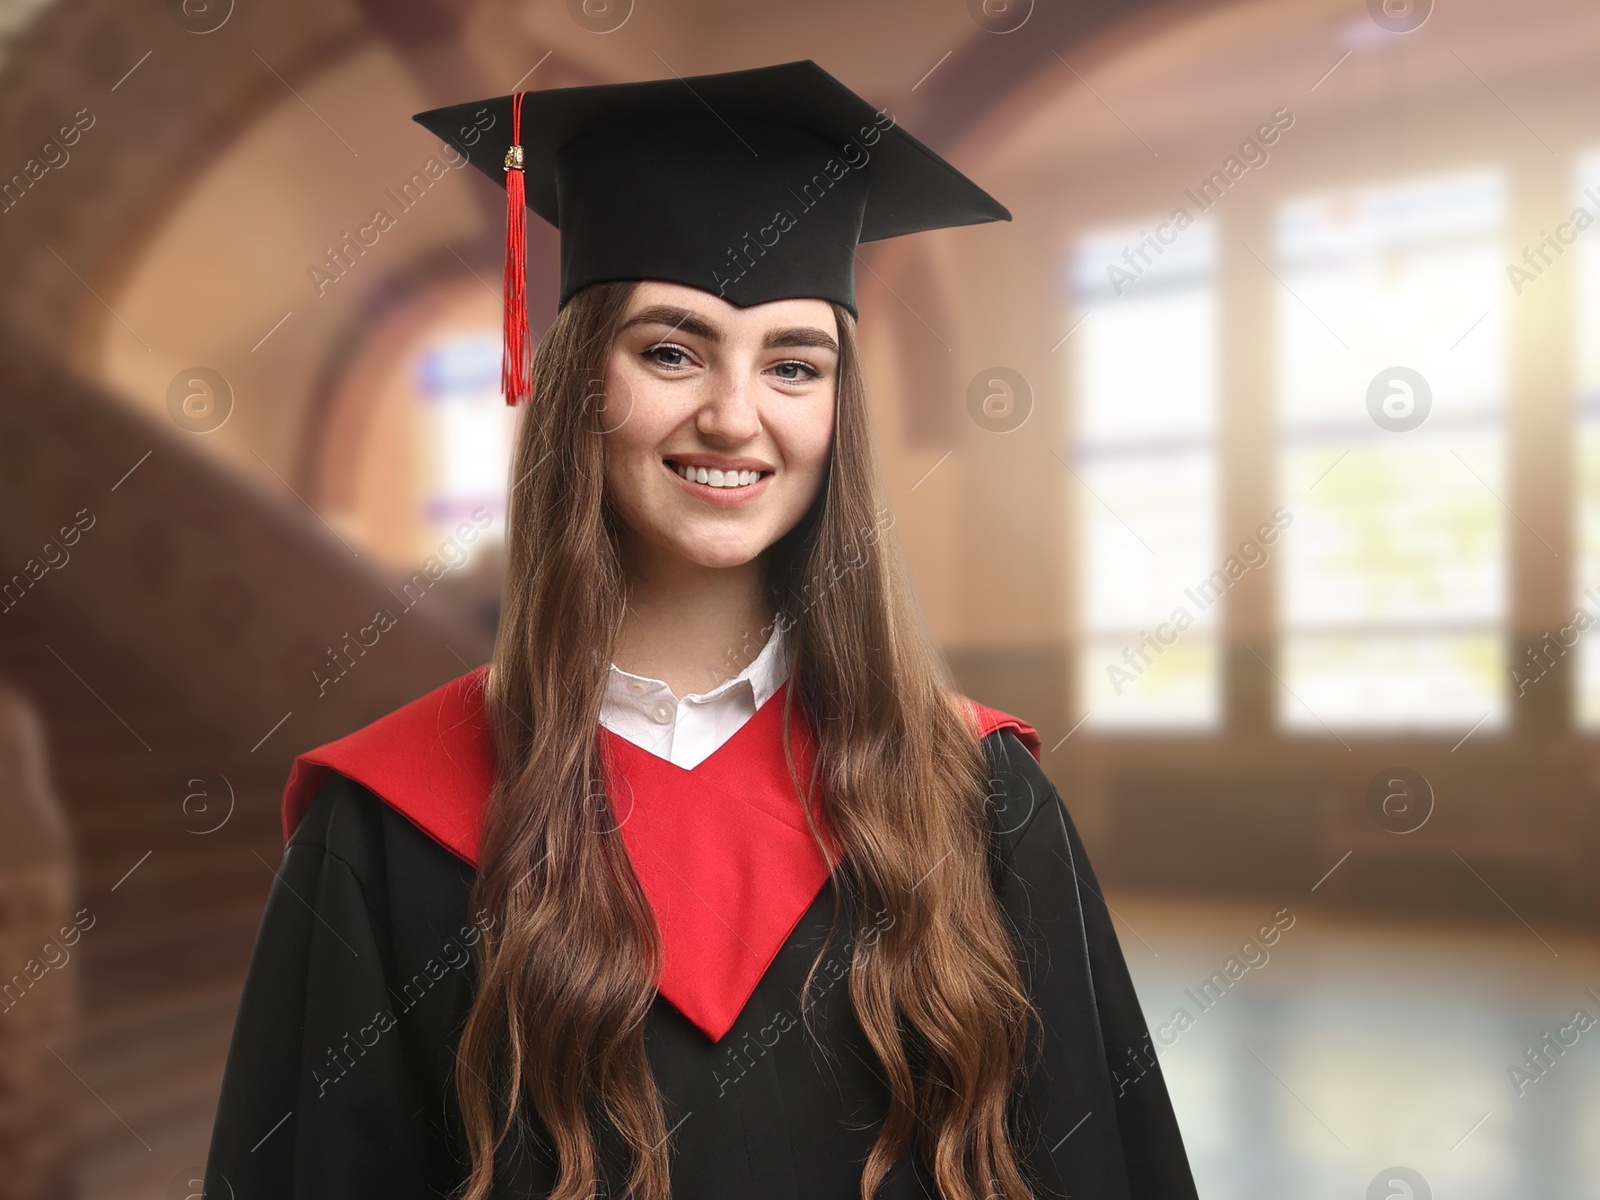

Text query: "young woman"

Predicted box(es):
[204, 63, 1199, 1200]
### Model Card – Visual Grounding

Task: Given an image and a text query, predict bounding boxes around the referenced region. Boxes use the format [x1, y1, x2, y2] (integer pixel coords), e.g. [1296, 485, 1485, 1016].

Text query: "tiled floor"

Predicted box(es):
[1111, 891, 1600, 1200]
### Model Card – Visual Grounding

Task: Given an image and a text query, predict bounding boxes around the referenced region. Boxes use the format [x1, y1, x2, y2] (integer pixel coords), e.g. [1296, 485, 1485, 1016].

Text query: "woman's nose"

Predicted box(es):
[695, 368, 763, 440]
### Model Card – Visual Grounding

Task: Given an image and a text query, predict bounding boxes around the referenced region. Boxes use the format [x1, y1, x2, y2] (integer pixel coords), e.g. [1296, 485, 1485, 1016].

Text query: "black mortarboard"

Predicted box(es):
[411, 59, 1010, 404]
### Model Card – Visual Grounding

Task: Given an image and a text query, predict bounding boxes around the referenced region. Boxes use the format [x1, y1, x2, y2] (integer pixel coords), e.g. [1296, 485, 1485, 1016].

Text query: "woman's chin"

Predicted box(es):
[663, 532, 769, 571]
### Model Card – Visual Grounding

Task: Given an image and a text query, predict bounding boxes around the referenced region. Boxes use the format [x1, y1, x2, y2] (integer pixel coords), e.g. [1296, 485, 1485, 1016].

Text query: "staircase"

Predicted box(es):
[0, 327, 495, 1198]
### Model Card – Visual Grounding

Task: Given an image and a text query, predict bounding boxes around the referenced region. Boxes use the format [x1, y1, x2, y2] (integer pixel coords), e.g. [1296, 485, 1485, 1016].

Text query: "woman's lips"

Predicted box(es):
[661, 458, 773, 508]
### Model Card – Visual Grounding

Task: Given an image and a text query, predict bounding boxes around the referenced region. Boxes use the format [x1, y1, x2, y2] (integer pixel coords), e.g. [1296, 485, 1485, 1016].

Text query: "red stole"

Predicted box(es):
[281, 665, 1040, 1042]
[598, 680, 833, 1040]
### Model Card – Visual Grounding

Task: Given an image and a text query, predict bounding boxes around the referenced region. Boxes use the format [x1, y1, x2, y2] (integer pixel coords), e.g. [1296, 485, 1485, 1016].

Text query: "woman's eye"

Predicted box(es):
[643, 344, 691, 368]
[773, 360, 821, 382]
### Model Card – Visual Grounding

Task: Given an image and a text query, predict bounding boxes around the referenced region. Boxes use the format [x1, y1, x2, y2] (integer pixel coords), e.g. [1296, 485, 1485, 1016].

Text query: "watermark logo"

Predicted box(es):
[313, 909, 496, 1097]
[1105, 107, 1294, 297]
[967, 0, 1033, 34]
[1108, 509, 1293, 697]
[711, 110, 896, 302]
[985, 767, 1039, 839]
[307, 143, 471, 297]
[166, 0, 234, 33]
[569, 0, 632, 33]
[966, 367, 1033, 434]
[177, 772, 234, 835]
[1366, 767, 1433, 834]
[1366, 0, 1431, 34]
[0, 507, 95, 617]
[312, 508, 494, 697]
[1, 108, 94, 216]
[167, 367, 233, 433]
[585, 368, 635, 434]
[1366, 367, 1431, 432]
[1506, 184, 1600, 296]
[167, 1168, 234, 1200]
[1508, 987, 1600, 1095]
[1512, 588, 1600, 695]
[1367, 1167, 1430, 1199]
[0, 908, 95, 1016]
[588, 774, 635, 836]
[1116, 905, 1297, 1097]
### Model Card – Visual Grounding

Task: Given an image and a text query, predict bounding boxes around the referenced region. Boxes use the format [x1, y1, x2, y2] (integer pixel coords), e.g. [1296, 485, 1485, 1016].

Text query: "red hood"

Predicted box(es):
[279, 665, 1042, 1041]
[281, 665, 1041, 863]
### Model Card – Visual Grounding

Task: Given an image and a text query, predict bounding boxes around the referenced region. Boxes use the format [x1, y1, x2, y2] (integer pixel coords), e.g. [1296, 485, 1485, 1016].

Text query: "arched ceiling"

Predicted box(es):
[0, 0, 372, 359]
[0, 0, 1195, 371]
[970, 0, 1600, 187]
[0, 0, 1209, 513]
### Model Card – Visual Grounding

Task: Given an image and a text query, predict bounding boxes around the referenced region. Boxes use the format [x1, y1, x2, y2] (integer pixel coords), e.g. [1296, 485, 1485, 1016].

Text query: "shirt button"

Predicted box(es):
[651, 701, 674, 724]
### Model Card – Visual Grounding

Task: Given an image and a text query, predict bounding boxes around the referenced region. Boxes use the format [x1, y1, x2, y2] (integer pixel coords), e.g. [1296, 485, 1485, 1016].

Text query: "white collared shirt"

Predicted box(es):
[600, 623, 789, 768]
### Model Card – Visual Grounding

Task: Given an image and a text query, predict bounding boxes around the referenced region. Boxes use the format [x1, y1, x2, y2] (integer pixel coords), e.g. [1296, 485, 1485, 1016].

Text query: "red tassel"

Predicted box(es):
[501, 91, 531, 406]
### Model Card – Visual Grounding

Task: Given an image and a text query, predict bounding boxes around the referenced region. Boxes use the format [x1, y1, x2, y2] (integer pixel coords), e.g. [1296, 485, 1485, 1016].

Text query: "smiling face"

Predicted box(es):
[600, 280, 838, 573]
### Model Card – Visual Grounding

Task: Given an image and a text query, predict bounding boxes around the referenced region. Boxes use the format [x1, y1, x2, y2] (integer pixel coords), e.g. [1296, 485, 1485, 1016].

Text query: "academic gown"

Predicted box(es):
[203, 667, 1198, 1199]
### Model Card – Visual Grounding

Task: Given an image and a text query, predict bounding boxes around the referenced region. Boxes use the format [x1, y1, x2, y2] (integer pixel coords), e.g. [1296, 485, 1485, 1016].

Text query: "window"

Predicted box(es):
[1275, 170, 1507, 731]
[1070, 216, 1220, 728]
[414, 330, 517, 556]
[1573, 152, 1600, 726]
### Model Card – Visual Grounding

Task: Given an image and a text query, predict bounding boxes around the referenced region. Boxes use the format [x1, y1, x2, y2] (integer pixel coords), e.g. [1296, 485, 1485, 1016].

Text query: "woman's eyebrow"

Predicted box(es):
[765, 327, 839, 355]
[620, 305, 717, 341]
[620, 305, 838, 355]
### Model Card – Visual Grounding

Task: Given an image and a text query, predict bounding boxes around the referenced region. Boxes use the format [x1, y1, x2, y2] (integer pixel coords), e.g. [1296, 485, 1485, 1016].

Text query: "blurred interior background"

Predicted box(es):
[1, 0, 1598, 1196]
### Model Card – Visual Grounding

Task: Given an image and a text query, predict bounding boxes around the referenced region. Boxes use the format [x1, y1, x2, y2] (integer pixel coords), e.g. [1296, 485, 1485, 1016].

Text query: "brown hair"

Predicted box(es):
[453, 280, 1040, 1200]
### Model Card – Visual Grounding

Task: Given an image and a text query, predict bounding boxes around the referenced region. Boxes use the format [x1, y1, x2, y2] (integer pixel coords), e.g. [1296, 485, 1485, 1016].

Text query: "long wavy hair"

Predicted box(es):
[453, 280, 1040, 1200]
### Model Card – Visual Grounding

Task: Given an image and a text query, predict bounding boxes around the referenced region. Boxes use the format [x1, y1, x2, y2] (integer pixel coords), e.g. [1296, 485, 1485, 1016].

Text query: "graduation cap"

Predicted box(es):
[411, 59, 1011, 404]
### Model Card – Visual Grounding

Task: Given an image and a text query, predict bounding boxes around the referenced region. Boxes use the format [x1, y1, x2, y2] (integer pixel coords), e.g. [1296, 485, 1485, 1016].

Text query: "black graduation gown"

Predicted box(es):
[202, 727, 1199, 1199]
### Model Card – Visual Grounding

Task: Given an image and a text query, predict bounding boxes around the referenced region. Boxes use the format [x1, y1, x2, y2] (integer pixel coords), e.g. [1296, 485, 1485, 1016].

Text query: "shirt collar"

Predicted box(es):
[607, 621, 789, 707]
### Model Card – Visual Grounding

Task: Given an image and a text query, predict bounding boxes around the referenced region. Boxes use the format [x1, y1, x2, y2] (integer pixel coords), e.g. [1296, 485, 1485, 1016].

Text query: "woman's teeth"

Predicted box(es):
[669, 461, 765, 489]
